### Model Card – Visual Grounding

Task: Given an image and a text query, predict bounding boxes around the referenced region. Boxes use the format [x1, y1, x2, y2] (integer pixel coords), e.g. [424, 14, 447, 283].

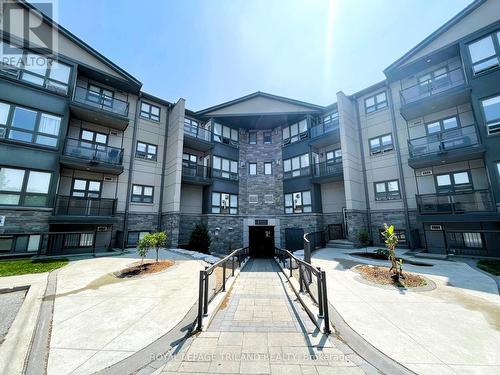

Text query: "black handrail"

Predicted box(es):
[400, 67, 465, 104]
[274, 247, 330, 334]
[63, 138, 124, 165]
[416, 189, 495, 214]
[182, 162, 212, 179]
[73, 85, 129, 116]
[407, 124, 480, 157]
[311, 160, 343, 178]
[310, 118, 340, 139]
[197, 247, 249, 330]
[54, 195, 117, 216]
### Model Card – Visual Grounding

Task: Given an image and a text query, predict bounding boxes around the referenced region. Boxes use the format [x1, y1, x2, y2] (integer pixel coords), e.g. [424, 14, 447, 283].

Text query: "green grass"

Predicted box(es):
[477, 259, 500, 276]
[0, 258, 69, 277]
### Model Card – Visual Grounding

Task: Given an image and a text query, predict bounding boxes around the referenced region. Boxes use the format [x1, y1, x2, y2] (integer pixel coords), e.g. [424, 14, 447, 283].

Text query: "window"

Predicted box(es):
[263, 131, 272, 144]
[283, 153, 310, 179]
[127, 231, 150, 246]
[140, 102, 160, 121]
[249, 194, 258, 204]
[249, 131, 257, 144]
[374, 180, 400, 201]
[87, 84, 113, 108]
[213, 122, 238, 146]
[496, 162, 500, 176]
[448, 232, 484, 249]
[0, 42, 72, 94]
[64, 233, 94, 248]
[426, 116, 459, 134]
[136, 141, 157, 161]
[285, 191, 312, 213]
[0, 102, 61, 147]
[365, 92, 387, 113]
[0, 167, 51, 206]
[326, 149, 342, 163]
[418, 67, 450, 92]
[72, 179, 101, 198]
[80, 129, 108, 149]
[369, 134, 393, 155]
[435, 171, 472, 193]
[282, 119, 308, 145]
[264, 194, 274, 204]
[212, 192, 238, 214]
[249, 162, 257, 175]
[0, 234, 41, 253]
[132, 184, 154, 203]
[481, 94, 500, 134]
[212, 156, 238, 180]
[183, 153, 197, 164]
[468, 31, 500, 74]
[264, 162, 272, 175]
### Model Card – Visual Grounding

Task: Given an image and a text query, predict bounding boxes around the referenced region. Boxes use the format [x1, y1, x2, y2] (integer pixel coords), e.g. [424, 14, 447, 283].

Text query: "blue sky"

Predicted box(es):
[54, 0, 472, 110]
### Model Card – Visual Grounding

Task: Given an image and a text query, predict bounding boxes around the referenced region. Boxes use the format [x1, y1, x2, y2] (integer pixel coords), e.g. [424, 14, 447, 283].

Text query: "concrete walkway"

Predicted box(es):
[313, 248, 500, 375]
[47, 249, 204, 375]
[158, 258, 365, 375]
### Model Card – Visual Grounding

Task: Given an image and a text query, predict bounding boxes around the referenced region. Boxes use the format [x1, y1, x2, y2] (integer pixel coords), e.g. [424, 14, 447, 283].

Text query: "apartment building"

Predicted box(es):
[0, 0, 499, 258]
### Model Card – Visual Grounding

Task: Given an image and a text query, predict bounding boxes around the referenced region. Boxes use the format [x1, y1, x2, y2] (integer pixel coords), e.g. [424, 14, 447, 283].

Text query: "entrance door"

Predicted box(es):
[249, 226, 274, 258]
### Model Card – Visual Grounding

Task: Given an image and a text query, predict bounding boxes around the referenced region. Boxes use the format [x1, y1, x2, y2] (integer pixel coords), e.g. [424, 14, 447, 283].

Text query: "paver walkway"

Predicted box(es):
[159, 258, 365, 375]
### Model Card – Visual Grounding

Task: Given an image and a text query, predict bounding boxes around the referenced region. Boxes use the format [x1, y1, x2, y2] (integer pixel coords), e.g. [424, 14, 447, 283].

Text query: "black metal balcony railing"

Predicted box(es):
[310, 118, 340, 139]
[312, 160, 343, 178]
[212, 168, 238, 180]
[63, 138, 124, 165]
[400, 67, 466, 105]
[408, 125, 480, 158]
[284, 166, 310, 179]
[416, 190, 495, 214]
[184, 122, 212, 142]
[73, 86, 129, 116]
[182, 162, 212, 179]
[54, 195, 117, 216]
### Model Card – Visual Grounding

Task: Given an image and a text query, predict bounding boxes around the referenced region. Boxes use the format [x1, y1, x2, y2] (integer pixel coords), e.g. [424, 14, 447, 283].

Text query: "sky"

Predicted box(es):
[51, 0, 473, 111]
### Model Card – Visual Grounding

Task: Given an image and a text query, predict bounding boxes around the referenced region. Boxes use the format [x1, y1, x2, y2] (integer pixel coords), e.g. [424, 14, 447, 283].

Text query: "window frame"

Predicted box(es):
[264, 162, 272, 175]
[467, 31, 500, 75]
[249, 131, 257, 145]
[131, 184, 154, 203]
[140, 101, 161, 122]
[249, 162, 257, 176]
[434, 170, 473, 194]
[284, 190, 312, 214]
[369, 133, 393, 155]
[0, 101, 62, 148]
[71, 178, 102, 198]
[374, 179, 401, 201]
[282, 119, 308, 146]
[211, 191, 238, 214]
[136, 141, 158, 161]
[213, 122, 238, 146]
[480, 94, 500, 135]
[364, 91, 387, 114]
[425, 116, 460, 135]
[283, 153, 310, 179]
[212, 155, 238, 180]
[0, 166, 52, 207]
[263, 131, 272, 144]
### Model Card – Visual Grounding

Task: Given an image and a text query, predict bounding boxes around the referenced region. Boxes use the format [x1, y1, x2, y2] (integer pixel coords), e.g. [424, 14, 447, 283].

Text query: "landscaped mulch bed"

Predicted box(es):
[354, 264, 427, 288]
[115, 260, 174, 278]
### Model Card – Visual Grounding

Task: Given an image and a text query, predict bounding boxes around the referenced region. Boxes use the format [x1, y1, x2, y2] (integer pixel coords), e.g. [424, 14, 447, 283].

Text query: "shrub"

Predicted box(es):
[380, 223, 403, 280]
[358, 229, 370, 249]
[137, 231, 168, 263]
[189, 224, 211, 254]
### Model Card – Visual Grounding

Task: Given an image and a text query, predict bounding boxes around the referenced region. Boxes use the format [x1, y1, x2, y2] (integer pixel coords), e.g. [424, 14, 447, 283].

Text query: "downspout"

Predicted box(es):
[121, 94, 141, 249]
[353, 97, 372, 240]
[157, 104, 171, 231]
[387, 83, 412, 248]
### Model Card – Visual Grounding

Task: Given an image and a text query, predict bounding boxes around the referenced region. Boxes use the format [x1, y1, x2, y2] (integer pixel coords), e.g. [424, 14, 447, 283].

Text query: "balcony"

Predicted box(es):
[311, 160, 343, 183]
[60, 138, 124, 174]
[309, 119, 340, 147]
[181, 162, 212, 185]
[183, 122, 213, 151]
[416, 190, 496, 221]
[50, 195, 117, 224]
[407, 125, 485, 168]
[70, 86, 130, 130]
[399, 67, 470, 120]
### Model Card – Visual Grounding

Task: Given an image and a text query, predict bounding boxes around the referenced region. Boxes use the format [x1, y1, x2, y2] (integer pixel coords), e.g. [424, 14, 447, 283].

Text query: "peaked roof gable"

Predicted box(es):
[196, 92, 324, 117]
[384, 0, 495, 75]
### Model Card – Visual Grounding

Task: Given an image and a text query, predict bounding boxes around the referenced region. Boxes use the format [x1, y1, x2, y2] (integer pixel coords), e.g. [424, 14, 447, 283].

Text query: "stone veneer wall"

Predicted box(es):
[203, 215, 243, 255]
[178, 213, 204, 245]
[277, 213, 323, 248]
[369, 209, 422, 248]
[0, 209, 51, 233]
[161, 212, 180, 247]
[344, 209, 369, 244]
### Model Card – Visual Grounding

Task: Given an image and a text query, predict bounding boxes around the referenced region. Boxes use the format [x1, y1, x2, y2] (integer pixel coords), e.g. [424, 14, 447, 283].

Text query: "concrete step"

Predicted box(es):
[326, 239, 356, 249]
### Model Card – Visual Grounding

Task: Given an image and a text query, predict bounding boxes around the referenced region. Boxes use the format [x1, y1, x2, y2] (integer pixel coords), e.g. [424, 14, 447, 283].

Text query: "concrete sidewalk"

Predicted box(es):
[313, 248, 500, 375]
[47, 249, 203, 375]
[157, 258, 366, 375]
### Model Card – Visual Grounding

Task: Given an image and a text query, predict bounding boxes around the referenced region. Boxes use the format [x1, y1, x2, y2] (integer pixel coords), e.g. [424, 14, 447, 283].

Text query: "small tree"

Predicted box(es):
[189, 224, 211, 254]
[150, 231, 167, 262]
[136, 235, 154, 265]
[358, 229, 370, 253]
[381, 223, 403, 281]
